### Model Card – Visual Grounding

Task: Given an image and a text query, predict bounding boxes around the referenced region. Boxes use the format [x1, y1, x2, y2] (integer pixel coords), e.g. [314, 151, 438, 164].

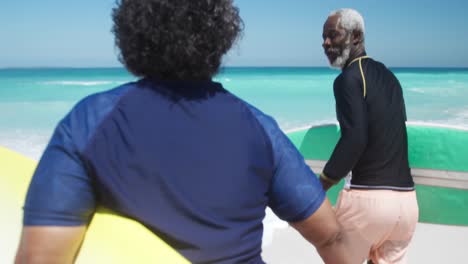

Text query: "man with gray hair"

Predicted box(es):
[319, 8, 419, 264]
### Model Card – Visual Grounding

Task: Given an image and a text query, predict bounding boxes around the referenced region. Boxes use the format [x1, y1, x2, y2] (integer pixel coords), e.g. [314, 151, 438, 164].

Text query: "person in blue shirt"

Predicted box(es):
[15, 1, 355, 263]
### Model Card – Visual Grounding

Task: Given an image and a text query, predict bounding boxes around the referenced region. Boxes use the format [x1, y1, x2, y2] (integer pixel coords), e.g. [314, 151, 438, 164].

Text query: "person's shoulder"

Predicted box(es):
[341, 61, 364, 78]
[59, 81, 137, 151]
[368, 58, 400, 81]
[368, 57, 385, 66]
[73, 81, 136, 114]
[367, 58, 393, 73]
[334, 67, 360, 89]
[218, 91, 277, 127]
[243, 101, 274, 122]
[241, 100, 281, 133]
[226, 96, 283, 150]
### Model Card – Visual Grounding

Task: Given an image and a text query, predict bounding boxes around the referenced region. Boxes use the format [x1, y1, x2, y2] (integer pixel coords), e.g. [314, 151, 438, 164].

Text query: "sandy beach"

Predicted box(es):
[262, 222, 468, 263]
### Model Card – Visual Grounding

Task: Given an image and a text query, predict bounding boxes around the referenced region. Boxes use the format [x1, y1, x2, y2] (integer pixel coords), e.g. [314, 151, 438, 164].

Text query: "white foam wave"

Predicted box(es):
[417, 107, 468, 130]
[0, 130, 50, 160]
[456, 109, 468, 118]
[282, 119, 468, 132]
[408, 88, 426, 94]
[406, 120, 468, 131]
[1, 100, 73, 107]
[446, 109, 468, 129]
[406, 86, 463, 96]
[40, 81, 118, 86]
[213, 77, 232, 83]
[281, 119, 338, 133]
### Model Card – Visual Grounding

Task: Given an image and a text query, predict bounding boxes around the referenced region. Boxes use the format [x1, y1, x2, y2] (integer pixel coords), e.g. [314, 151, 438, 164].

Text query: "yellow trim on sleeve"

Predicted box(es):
[347, 55, 369, 98]
[348, 55, 369, 67]
[320, 172, 340, 185]
[359, 58, 367, 97]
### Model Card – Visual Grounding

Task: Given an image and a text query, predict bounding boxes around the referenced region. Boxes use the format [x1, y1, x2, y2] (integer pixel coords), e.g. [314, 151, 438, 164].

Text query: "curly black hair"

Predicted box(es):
[112, 0, 243, 80]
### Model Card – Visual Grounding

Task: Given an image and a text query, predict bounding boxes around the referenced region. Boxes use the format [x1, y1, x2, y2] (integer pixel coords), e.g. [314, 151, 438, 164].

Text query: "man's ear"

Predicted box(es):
[352, 30, 363, 45]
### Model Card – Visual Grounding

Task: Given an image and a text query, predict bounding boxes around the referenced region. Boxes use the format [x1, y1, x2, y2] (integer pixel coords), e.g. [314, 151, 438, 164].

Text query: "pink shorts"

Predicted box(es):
[335, 189, 419, 264]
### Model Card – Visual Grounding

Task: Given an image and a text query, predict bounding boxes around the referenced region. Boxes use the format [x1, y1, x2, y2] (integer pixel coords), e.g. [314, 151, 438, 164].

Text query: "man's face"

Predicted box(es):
[322, 15, 351, 69]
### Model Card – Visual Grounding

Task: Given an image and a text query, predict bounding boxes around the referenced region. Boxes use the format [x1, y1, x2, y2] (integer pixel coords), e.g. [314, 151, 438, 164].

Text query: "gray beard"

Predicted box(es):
[331, 45, 351, 69]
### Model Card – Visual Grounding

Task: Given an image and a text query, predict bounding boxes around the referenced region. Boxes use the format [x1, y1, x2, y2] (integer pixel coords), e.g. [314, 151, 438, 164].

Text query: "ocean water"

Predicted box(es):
[2, 67, 468, 160]
[1, 66, 468, 248]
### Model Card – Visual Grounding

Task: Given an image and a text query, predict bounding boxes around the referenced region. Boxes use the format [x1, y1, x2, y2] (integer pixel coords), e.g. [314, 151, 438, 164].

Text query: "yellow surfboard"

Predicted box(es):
[0, 146, 190, 264]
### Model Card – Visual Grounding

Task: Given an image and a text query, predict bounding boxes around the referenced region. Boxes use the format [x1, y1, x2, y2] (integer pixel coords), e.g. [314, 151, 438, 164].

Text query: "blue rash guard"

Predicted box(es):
[23, 79, 325, 264]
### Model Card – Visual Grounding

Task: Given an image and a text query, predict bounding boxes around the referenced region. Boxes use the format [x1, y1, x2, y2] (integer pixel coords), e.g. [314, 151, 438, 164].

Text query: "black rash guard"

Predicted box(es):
[322, 55, 414, 190]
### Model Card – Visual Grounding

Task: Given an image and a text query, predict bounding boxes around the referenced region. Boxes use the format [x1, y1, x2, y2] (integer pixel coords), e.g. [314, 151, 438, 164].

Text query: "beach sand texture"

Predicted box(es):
[262, 222, 468, 263]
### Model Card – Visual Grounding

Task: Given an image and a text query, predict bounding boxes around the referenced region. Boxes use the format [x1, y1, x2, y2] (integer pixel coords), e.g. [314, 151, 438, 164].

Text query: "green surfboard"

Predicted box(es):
[287, 122, 468, 226]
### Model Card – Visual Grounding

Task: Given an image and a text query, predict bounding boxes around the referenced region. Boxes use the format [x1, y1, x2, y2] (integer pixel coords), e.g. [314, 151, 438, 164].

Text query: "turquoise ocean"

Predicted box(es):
[1, 67, 468, 160]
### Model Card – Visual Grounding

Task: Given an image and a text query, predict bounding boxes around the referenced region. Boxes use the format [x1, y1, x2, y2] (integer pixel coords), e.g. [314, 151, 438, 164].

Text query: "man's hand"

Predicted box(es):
[319, 173, 338, 191]
[290, 198, 358, 263]
[319, 177, 334, 191]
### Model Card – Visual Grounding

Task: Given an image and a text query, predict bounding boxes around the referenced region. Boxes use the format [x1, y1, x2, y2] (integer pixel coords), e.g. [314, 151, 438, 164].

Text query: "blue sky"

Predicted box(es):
[1, 0, 467, 68]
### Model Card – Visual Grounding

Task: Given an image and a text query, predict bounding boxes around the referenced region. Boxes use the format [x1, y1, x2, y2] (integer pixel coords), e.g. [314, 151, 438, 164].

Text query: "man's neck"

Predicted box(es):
[344, 46, 367, 69]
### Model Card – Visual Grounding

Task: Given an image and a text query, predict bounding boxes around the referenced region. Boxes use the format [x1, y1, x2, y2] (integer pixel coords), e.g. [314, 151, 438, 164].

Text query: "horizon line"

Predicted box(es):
[1, 65, 468, 70]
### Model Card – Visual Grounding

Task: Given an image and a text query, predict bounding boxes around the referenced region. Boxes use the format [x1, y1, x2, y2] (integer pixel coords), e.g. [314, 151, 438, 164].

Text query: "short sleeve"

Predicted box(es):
[247, 105, 325, 222]
[23, 117, 96, 226]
